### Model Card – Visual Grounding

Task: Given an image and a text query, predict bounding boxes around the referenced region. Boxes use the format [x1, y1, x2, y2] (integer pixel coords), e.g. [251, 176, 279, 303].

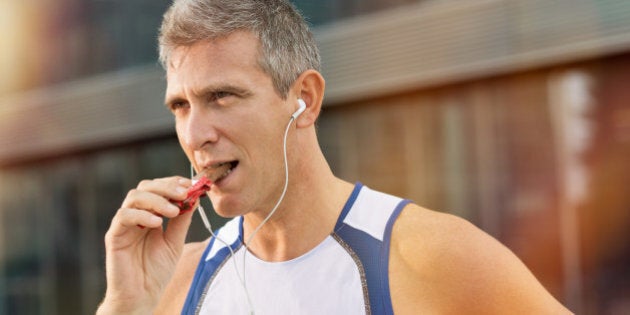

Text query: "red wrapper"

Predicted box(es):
[172, 176, 212, 213]
[137, 164, 229, 228]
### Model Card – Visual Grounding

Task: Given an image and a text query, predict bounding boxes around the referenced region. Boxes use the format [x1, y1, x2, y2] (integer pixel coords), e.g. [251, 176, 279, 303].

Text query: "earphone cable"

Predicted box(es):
[240, 115, 294, 298]
[192, 114, 295, 315]
[192, 167, 255, 313]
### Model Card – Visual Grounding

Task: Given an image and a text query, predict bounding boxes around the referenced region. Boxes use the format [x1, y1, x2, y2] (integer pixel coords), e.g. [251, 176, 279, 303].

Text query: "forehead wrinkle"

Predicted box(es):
[168, 45, 193, 71]
[165, 34, 272, 105]
[165, 45, 205, 106]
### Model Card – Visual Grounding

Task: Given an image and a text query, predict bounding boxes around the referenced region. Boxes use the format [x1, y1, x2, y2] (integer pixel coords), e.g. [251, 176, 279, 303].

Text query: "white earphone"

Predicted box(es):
[291, 98, 307, 119]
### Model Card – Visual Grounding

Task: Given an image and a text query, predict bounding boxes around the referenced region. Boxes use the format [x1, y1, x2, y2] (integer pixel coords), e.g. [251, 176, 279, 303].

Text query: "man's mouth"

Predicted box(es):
[209, 160, 238, 182]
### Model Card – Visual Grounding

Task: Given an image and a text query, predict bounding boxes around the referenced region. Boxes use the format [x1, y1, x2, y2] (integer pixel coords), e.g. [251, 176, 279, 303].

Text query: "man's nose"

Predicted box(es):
[178, 105, 219, 150]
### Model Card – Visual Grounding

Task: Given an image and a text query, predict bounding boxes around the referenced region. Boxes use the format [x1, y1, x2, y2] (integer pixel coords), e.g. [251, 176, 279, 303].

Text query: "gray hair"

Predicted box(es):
[158, 0, 321, 98]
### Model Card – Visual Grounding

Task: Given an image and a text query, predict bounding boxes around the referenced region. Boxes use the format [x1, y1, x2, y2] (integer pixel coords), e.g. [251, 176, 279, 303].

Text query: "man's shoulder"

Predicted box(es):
[391, 203, 519, 280]
[177, 239, 211, 278]
[391, 203, 482, 266]
[155, 238, 210, 314]
[389, 203, 571, 313]
[183, 238, 211, 259]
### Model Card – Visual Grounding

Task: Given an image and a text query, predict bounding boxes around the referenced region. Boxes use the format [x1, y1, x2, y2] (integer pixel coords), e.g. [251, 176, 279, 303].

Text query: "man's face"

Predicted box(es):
[165, 31, 293, 218]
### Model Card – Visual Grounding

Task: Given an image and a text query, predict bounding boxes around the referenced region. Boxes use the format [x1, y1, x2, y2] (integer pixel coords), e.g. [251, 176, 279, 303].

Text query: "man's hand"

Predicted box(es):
[97, 176, 194, 314]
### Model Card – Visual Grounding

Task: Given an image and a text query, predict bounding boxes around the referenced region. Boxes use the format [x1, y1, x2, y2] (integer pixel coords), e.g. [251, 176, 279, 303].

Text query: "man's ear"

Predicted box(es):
[292, 69, 325, 128]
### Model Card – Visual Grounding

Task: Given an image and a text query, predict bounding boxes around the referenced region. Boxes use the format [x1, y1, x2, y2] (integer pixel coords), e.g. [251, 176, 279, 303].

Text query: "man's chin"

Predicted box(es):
[209, 198, 243, 219]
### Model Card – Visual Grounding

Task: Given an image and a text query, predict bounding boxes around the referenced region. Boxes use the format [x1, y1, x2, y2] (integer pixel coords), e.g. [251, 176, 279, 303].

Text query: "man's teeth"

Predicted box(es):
[218, 167, 232, 180]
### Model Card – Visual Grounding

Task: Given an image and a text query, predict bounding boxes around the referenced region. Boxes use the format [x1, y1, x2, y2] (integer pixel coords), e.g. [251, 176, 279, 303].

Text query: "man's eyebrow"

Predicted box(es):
[196, 84, 251, 98]
[164, 84, 252, 107]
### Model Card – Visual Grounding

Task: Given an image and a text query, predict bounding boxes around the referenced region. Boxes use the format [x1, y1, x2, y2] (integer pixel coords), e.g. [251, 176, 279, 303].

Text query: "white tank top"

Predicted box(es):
[182, 183, 411, 315]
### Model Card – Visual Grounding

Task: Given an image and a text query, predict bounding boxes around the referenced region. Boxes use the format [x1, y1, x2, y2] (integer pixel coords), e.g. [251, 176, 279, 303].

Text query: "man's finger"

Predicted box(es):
[122, 189, 181, 218]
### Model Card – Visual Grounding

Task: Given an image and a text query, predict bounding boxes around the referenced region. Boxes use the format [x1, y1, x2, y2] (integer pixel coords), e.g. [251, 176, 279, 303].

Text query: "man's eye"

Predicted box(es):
[169, 102, 189, 112]
[213, 91, 233, 101]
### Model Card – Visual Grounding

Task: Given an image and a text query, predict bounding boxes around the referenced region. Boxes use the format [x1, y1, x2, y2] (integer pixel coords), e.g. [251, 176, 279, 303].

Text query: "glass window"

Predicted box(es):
[292, 0, 424, 25]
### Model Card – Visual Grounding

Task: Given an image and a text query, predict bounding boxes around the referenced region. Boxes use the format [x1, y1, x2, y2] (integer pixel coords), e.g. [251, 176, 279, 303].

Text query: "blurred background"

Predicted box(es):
[0, 0, 629, 314]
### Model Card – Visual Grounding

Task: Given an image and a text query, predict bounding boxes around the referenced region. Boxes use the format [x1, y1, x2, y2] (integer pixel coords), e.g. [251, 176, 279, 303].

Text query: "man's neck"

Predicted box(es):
[241, 164, 354, 262]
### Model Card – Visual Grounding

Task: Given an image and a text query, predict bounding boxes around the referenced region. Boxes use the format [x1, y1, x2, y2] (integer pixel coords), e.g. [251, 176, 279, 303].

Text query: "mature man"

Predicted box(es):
[97, 0, 571, 314]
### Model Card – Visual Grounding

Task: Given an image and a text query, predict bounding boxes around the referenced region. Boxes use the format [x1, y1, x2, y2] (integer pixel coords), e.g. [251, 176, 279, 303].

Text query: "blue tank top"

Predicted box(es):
[182, 183, 411, 314]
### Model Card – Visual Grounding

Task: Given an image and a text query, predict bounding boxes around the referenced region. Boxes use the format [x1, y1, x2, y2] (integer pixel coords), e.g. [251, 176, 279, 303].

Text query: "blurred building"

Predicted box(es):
[1, 0, 629, 314]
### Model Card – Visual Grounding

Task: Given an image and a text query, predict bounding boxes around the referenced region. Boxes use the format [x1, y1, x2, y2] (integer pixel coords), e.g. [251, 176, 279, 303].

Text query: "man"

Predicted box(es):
[97, 0, 572, 314]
